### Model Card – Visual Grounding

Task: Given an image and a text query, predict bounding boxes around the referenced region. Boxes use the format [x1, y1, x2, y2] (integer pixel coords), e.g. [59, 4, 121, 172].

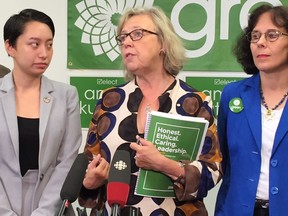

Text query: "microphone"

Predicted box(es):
[107, 150, 131, 216]
[57, 153, 89, 216]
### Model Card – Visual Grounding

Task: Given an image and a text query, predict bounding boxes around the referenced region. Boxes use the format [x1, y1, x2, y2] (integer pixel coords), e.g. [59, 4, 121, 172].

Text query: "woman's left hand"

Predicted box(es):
[130, 136, 166, 171]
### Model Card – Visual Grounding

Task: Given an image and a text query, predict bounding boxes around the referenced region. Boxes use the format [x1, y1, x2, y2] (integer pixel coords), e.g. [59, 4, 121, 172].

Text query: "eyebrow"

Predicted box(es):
[121, 26, 142, 33]
[252, 28, 279, 32]
[28, 37, 53, 42]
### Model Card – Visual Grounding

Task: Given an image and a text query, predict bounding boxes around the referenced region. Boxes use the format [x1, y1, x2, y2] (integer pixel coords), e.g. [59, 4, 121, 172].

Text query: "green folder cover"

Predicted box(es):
[135, 111, 209, 198]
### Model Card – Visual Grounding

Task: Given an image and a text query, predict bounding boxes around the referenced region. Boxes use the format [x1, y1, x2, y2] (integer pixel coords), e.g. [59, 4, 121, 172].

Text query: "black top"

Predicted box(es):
[18, 116, 39, 176]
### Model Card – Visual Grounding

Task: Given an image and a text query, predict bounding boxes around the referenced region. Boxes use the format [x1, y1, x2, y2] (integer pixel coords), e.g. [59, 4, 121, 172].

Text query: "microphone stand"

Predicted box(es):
[57, 199, 70, 216]
[127, 207, 141, 216]
[111, 203, 121, 216]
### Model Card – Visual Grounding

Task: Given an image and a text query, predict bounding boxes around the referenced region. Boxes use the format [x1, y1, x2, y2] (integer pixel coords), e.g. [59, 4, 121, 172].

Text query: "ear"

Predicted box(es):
[4, 40, 14, 57]
[159, 48, 166, 56]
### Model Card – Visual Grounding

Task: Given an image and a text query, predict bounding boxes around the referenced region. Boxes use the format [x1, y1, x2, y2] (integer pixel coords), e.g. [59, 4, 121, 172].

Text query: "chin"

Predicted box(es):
[255, 63, 271, 72]
[126, 66, 138, 74]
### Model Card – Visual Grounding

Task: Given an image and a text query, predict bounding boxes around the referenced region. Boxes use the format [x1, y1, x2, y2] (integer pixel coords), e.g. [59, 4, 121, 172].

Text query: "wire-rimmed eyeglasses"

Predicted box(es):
[115, 28, 158, 46]
[246, 29, 288, 43]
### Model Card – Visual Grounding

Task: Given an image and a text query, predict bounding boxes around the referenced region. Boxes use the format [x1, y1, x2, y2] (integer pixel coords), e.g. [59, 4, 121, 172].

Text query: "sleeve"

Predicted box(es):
[216, 86, 229, 176]
[174, 93, 223, 201]
[31, 86, 82, 216]
[78, 98, 106, 211]
[0, 178, 18, 216]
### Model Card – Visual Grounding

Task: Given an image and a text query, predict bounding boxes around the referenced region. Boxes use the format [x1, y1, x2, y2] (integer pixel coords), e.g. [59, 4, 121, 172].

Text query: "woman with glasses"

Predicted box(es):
[215, 4, 288, 216]
[79, 6, 222, 216]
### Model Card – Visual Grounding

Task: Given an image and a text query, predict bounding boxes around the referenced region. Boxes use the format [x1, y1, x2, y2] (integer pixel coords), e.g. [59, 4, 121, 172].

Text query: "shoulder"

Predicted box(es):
[41, 76, 79, 103]
[222, 74, 256, 95]
[176, 78, 196, 91]
[42, 76, 77, 93]
[174, 78, 207, 100]
[101, 79, 134, 96]
[219, 74, 258, 110]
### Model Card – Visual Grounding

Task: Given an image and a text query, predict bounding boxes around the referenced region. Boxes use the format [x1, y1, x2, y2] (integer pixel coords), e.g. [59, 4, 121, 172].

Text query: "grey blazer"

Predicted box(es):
[0, 73, 82, 215]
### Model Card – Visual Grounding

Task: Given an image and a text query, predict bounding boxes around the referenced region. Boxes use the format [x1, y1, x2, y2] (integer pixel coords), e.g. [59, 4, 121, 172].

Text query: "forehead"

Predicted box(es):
[21, 21, 53, 39]
[122, 14, 155, 32]
[253, 12, 282, 31]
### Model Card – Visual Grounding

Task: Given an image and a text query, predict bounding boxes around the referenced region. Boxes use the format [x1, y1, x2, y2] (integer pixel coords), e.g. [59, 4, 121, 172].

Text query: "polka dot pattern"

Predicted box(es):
[81, 79, 221, 216]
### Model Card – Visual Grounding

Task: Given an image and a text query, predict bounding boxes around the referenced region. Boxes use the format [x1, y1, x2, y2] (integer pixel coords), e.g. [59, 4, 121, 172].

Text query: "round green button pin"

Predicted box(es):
[229, 97, 244, 113]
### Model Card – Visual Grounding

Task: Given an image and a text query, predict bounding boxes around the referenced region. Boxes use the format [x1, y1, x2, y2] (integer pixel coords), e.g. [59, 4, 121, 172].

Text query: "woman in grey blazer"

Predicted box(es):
[0, 9, 82, 215]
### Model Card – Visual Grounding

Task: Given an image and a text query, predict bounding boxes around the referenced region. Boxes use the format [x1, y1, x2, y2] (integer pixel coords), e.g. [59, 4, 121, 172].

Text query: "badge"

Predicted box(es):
[229, 97, 243, 113]
[43, 96, 51, 103]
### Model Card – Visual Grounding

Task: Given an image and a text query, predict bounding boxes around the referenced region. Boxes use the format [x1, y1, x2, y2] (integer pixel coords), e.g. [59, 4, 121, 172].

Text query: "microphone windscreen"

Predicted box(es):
[60, 153, 89, 202]
[107, 150, 131, 208]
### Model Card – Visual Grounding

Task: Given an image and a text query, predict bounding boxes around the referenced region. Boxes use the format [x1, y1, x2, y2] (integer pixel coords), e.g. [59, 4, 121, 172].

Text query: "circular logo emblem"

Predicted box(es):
[229, 98, 244, 113]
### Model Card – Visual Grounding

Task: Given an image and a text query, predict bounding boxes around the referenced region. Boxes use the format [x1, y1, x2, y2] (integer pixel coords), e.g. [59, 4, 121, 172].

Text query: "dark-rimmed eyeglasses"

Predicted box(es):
[246, 29, 288, 43]
[115, 28, 158, 46]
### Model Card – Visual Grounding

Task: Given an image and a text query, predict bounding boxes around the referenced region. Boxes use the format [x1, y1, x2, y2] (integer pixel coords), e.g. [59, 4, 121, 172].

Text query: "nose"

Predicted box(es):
[256, 34, 267, 47]
[122, 35, 133, 47]
[38, 45, 49, 58]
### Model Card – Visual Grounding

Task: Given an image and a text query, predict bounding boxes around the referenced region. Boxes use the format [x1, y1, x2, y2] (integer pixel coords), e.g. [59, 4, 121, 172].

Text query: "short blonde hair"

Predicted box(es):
[117, 6, 186, 80]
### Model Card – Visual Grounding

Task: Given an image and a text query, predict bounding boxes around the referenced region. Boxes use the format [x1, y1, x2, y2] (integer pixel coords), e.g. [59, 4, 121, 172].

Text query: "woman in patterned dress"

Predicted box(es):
[79, 6, 222, 216]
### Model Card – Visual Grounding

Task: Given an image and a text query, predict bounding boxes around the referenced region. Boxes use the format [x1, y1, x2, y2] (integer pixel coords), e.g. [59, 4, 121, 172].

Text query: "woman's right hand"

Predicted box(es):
[83, 154, 110, 189]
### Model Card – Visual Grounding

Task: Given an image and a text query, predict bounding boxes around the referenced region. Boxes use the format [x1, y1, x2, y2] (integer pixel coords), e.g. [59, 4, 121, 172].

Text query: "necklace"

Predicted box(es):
[145, 97, 159, 113]
[141, 77, 174, 113]
[260, 88, 288, 120]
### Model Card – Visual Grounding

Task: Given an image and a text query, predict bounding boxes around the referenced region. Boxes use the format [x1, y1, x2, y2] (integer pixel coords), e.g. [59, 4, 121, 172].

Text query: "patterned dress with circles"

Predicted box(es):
[79, 78, 222, 216]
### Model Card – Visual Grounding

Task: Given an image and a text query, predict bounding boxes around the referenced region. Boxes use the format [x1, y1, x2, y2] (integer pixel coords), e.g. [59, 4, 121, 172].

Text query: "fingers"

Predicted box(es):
[130, 142, 140, 151]
[136, 136, 151, 146]
[87, 155, 109, 177]
[130, 135, 151, 151]
[88, 154, 101, 168]
[97, 157, 109, 172]
[136, 135, 142, 145]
